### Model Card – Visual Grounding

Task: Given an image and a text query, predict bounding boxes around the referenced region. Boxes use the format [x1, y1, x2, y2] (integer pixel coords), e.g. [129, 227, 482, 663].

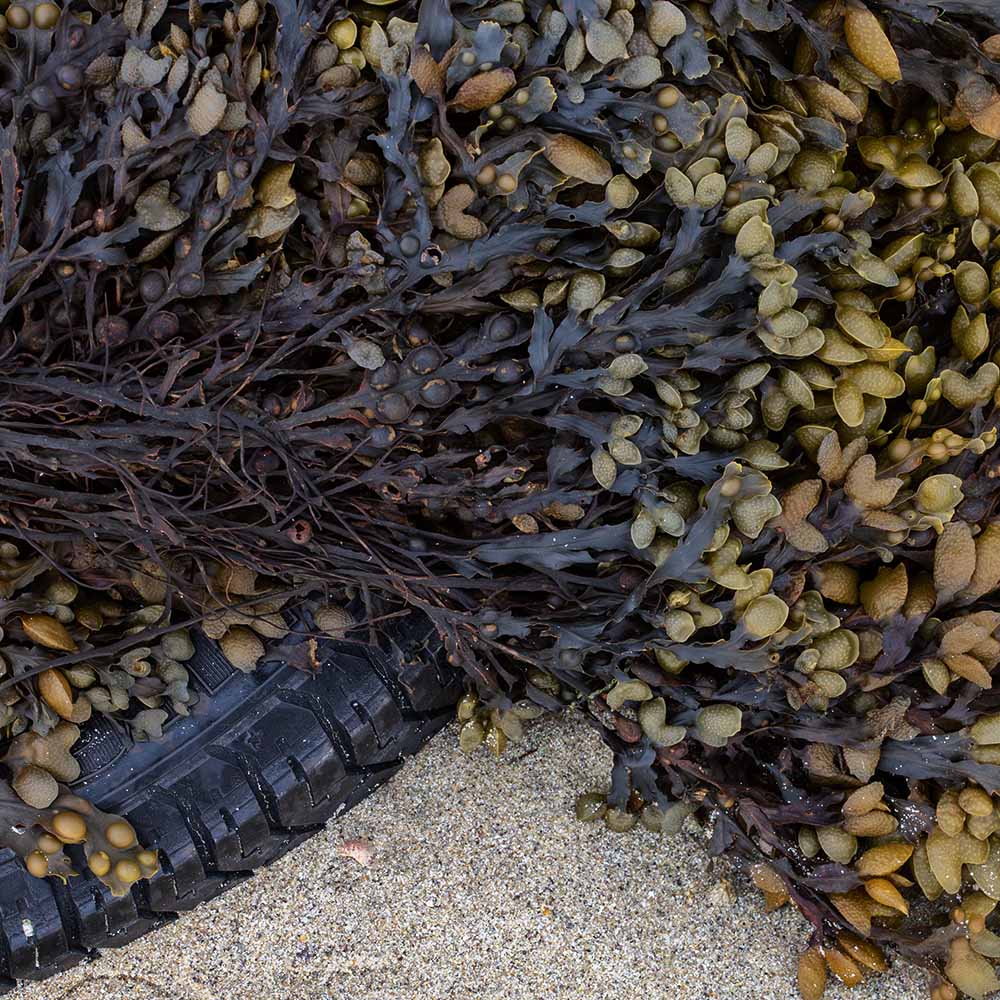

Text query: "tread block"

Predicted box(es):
[126, 799, 232, 910]
[227, 695, 351, 827]
[377, 637, 462, 713]
[269, 745, 358, 827]
[0, 866, 82, 979]
[223, 698, 331, 775]
[306, 651, 413, 766]
[160, 767, 268, 871]
[65, 876, 160, 949]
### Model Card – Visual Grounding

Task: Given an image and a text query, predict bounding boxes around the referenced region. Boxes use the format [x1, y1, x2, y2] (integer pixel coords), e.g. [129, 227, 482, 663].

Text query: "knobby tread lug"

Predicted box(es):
[274, 687, 360, 768]
[66, 874, 159, 950]
[206, 744, 286, 833]
[0, 612, 456, 987]
[357, 643, 424, 720]
[129, 880, 176, 925]
[0, 868, 84, 981]
[308, 653, 393, 764]
[149, 785, 229, 875]
[46, 880, 80, 950]
[354, 615, 459, 716]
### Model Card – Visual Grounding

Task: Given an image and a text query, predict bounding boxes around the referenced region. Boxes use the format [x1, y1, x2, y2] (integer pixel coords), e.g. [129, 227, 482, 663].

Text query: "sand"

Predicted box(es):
[17, 713, 927, 1000]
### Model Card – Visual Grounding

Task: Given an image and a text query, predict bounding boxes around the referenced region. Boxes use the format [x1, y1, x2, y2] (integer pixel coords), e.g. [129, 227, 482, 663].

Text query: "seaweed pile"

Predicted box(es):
[2, 0, 1000, 992]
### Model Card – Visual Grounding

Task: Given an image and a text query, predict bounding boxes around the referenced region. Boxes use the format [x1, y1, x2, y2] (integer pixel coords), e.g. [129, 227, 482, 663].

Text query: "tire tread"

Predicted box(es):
[0, 614, 457, 992]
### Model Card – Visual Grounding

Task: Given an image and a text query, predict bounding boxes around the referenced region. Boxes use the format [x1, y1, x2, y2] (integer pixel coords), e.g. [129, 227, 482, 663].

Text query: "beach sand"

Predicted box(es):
[17, 713, 927, 1000]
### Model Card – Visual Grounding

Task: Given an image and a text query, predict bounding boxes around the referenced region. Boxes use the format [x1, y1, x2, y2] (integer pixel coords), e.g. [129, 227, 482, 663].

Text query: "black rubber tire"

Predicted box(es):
[0, 610, 458, 991]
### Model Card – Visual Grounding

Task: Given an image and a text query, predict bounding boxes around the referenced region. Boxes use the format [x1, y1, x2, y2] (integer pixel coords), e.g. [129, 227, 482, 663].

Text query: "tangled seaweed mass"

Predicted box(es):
[6, 0, 1000, 993]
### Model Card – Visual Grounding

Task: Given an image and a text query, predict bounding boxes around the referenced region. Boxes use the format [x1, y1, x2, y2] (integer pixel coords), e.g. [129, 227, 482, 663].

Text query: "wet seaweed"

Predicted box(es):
[3, 0, 1000, 991]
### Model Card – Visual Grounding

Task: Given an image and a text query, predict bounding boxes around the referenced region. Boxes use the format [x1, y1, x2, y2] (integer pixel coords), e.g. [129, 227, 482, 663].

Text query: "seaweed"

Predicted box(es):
[4, 0, 1000, 992]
